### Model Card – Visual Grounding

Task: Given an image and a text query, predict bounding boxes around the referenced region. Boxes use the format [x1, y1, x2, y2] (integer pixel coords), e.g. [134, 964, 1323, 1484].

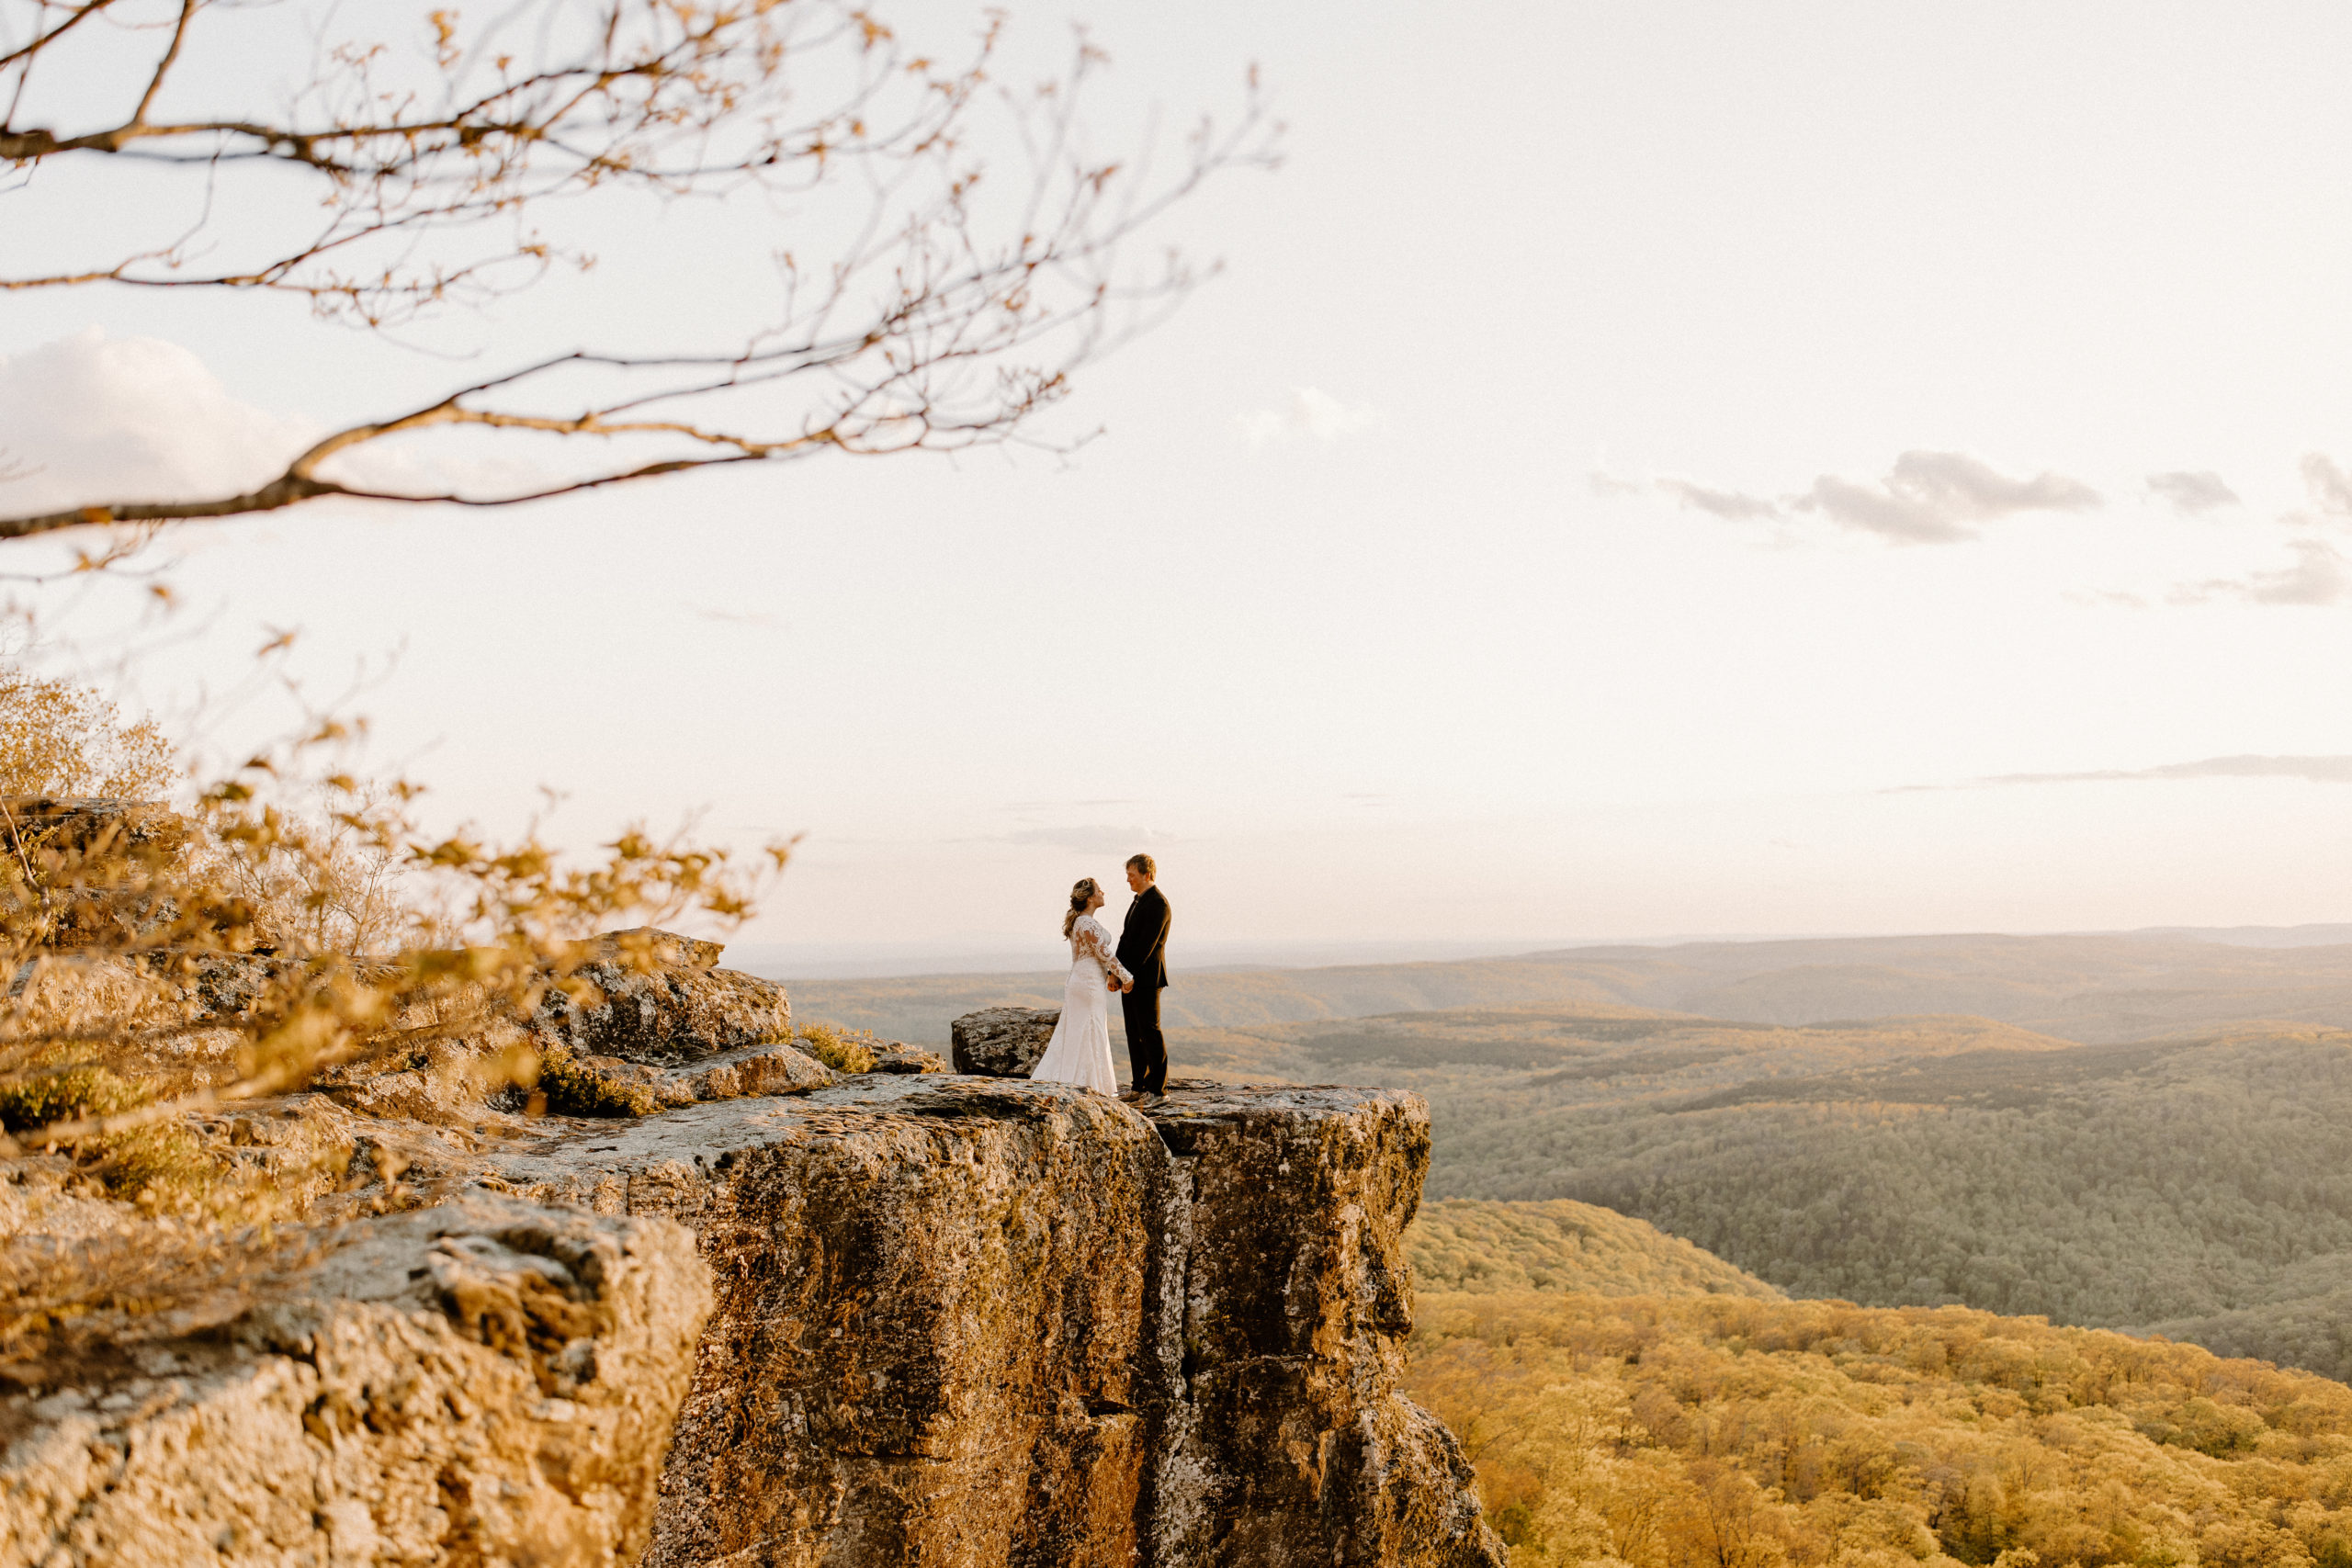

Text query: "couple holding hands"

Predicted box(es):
[1029, 852, 1172, 1105]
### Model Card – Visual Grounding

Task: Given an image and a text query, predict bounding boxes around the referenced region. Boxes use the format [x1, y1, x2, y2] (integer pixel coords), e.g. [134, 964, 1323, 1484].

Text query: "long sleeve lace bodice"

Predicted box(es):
[1072, 915, 1134, 986]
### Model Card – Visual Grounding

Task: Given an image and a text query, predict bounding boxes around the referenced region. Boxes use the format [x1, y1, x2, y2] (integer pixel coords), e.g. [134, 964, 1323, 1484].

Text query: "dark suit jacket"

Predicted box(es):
[1117, 886, 1172, 990]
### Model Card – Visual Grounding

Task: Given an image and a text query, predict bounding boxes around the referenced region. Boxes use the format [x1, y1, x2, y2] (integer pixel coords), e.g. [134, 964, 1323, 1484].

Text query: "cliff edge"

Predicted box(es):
[488, 1072, 1501, 1566]
[0, 942, 1498, 1566]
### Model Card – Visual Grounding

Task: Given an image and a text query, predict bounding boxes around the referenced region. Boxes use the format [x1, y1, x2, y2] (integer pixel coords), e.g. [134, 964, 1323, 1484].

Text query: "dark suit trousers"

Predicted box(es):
[1121, 986, 1167, 1094]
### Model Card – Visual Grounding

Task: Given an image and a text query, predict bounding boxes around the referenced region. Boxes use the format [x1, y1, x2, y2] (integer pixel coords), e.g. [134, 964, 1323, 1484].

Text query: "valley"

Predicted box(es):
[786, 931, 2352, 1383]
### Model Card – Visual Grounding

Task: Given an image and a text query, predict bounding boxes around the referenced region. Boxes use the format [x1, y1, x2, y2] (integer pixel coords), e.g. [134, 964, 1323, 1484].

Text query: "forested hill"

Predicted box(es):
[1183, 1003, 2352, 1382]
[1404, 1291, 2352, 1565]
[775, 929, 2352, 1045]
[1408, 1197, 1782, 1300]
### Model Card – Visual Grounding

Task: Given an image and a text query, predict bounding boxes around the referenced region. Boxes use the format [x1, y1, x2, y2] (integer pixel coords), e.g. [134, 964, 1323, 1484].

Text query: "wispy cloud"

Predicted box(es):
[1892, 754, 2352, 793]
[684, 604, 778, 627]
[1795, 451, 2100, 544]
[2146, 470, 2240, 515]
[1236, 388, 1380, 448]
[1595, 449, 2100, 545]
[2301, 454, 2352, 520]
[2170, 538, 2350, 606]
[1655, 477, 1777, 520]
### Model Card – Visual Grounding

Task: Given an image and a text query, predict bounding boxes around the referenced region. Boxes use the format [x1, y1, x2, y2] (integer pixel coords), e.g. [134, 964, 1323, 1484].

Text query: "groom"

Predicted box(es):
[1114, 852, 1172, 1105]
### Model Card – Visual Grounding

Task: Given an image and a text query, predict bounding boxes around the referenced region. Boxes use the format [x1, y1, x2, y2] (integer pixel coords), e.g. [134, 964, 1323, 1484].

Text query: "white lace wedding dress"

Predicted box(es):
[1028, 914, 1133, 1095]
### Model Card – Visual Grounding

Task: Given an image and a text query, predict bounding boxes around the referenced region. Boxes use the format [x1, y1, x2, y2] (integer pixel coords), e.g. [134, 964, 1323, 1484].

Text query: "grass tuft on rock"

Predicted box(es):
[531, 1041, 662, 1118]
[794, 1021, 876, 1074]
[0, 1065, 227, 1202]
[0, 1064, 146, 1132]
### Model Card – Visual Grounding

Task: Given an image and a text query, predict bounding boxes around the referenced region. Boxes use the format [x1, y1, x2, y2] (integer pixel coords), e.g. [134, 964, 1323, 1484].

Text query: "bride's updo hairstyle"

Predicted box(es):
[1063, 877, 1102, 939]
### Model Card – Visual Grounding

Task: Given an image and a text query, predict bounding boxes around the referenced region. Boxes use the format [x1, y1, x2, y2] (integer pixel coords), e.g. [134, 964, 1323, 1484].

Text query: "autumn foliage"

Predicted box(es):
[1407, 1291, 2352, 1568]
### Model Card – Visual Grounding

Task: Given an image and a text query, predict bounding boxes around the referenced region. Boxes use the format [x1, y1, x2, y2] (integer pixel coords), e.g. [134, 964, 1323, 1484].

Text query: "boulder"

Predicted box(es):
[537, 953, 792, 1067]
[949, 1005, 1058, 1077]
[0, 1194, 713, 1567]
[867, 1043, 950, 1075]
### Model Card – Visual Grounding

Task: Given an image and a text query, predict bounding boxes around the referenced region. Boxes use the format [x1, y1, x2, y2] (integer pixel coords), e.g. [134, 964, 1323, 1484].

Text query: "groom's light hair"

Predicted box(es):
[1126, 852, 1156, 878]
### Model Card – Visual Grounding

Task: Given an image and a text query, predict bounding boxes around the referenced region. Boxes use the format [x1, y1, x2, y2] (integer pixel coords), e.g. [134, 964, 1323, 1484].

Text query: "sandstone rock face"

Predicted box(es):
[484, 1076, 1503, 1568]
[488, 1077, 1164, 1567]
[589, 1042, 836, 1108]
[0, 1195, 713, 1568]
[1142, 1084, 1502, 1567]
[538, 953, 793, 1067]
[949, 1005, 1058, 1077]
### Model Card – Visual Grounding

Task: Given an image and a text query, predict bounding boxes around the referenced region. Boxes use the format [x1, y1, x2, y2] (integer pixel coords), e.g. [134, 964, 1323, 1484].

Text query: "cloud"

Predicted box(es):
[0, 328, 571, 516]
[1003, 825, 1166, 856]
[2064, 588, 2153, 610]
[2302, 454, 2352, 519]
[684, 604, 778, 627]
[1236, 388, 1380, 449]
[0, 329, 313, 513]
[1596, 449, 2101, 545]
[2147, 470, 2240, 514]
[1655, 477, 1778, 521]
[1893, 754, 2352, 792]
[2170, 538, 2350, 606]
[1796, 450, 2100, 545]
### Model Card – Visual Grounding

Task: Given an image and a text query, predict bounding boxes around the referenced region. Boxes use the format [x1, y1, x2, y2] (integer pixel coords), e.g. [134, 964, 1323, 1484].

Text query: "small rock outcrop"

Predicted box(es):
[589, 1041, 836, 1108]
[949, 1004, 1058, 1077]
[537, 930, 794, 1066]
[0, 1196, 714, 1567]
[867, 1042, 950, 1074]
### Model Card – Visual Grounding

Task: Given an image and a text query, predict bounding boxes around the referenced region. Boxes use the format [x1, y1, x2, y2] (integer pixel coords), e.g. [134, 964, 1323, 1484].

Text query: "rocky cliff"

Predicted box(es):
[0, 940, 1499, 1566]
[482, 1072, 1500, 1566]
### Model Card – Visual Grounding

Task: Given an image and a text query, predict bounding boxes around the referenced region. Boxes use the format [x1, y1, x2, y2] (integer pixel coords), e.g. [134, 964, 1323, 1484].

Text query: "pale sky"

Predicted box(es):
[6, 2, 2352, 964]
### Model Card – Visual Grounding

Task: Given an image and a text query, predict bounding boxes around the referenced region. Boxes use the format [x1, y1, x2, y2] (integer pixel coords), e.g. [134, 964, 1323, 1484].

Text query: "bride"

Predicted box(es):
[1028, 876, 1134, 1096]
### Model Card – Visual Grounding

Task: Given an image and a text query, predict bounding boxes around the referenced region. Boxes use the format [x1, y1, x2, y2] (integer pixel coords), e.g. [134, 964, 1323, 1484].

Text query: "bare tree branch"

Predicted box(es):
[0, 5, 1278, 538]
